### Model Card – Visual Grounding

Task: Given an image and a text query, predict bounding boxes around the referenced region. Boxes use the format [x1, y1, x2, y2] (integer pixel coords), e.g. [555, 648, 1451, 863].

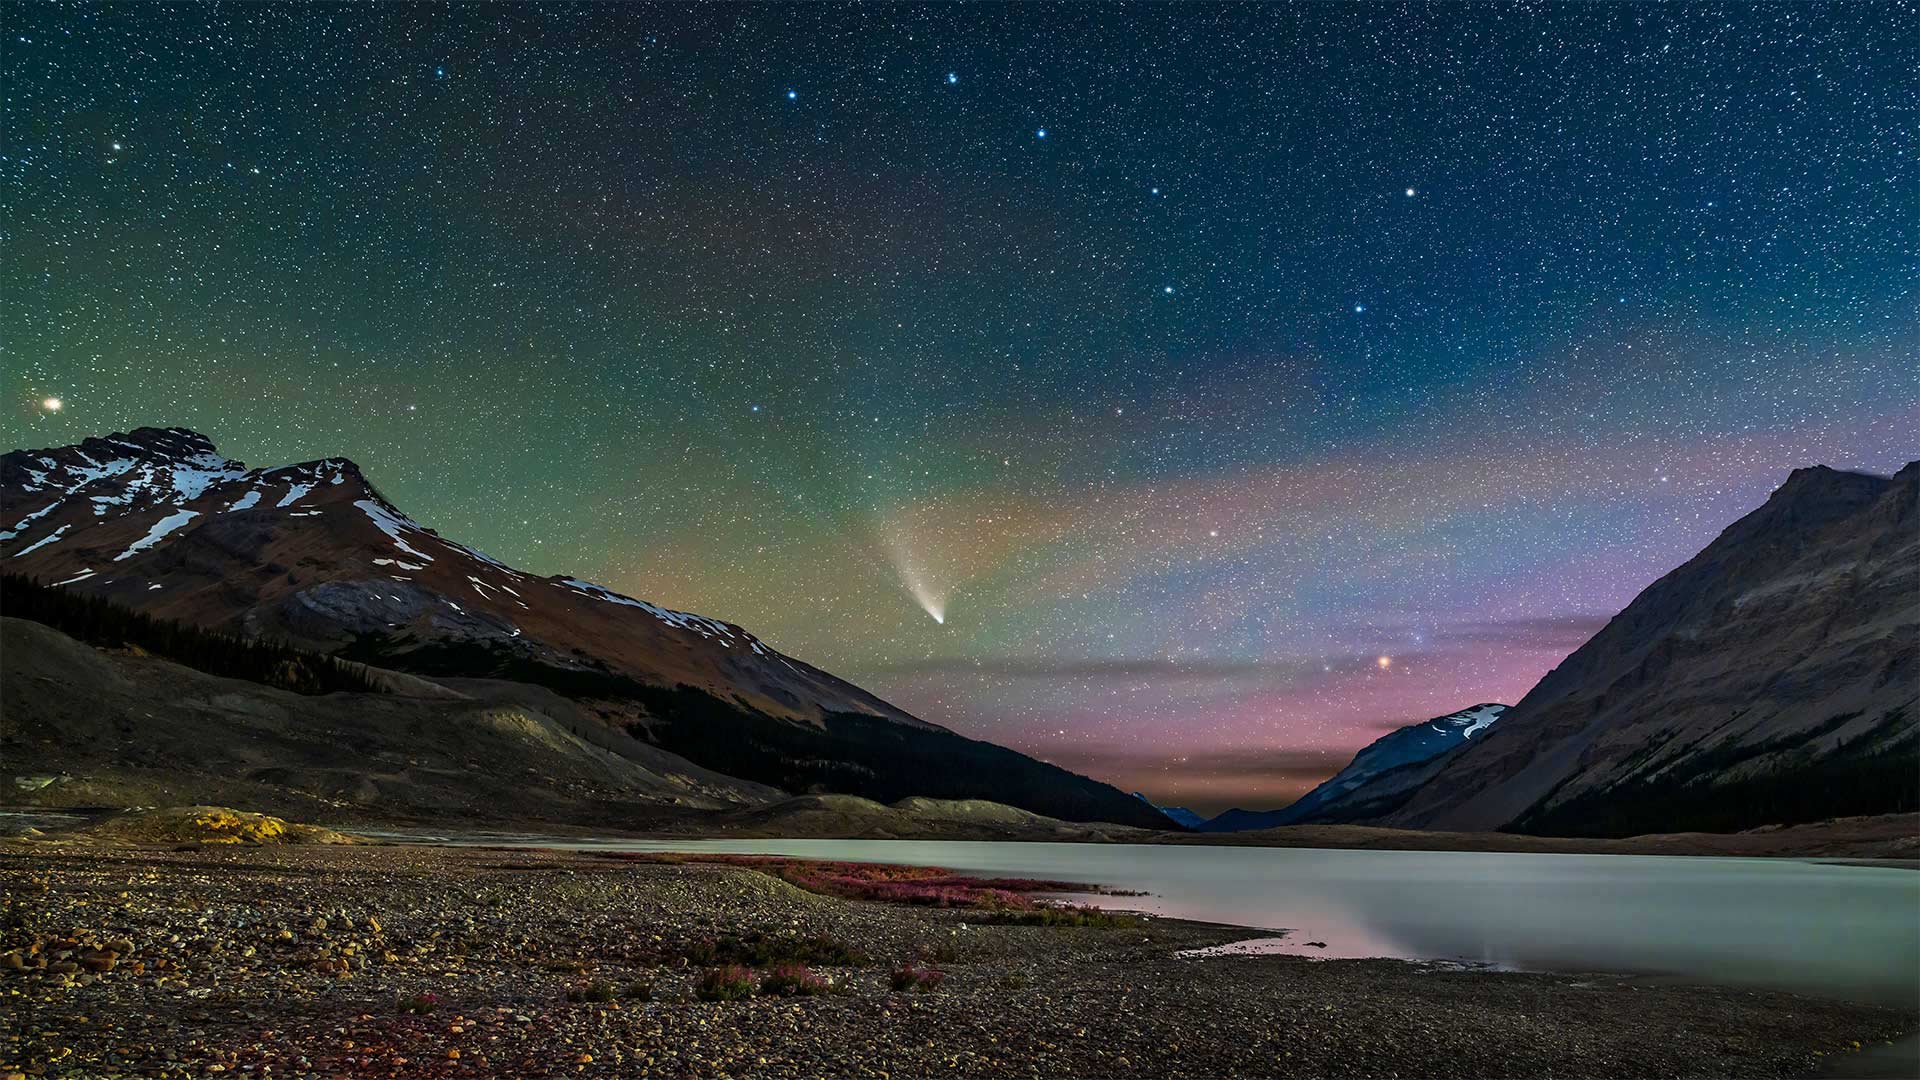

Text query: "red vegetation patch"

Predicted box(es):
[889, 964, 947, 992]
[608, 853, 1098, 910]
[759, 963, 832, 996]
[695, 965, 757, 1001]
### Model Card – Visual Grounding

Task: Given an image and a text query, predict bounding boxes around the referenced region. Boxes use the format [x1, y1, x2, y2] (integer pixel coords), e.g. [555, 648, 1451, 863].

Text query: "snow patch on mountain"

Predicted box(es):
[170, 452, 248, 500]
[558, 577, 742, 644]
[115, 510, 200, 561]
[0, 498, 63, 540]
[11, 523, 69, 558]
[1433, 703, 1503, 739]
[354, 500, 436, 562]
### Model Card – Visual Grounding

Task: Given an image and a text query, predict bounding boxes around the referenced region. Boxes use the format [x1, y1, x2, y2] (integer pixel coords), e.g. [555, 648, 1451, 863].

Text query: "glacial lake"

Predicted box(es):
[457, 836, 1920, 1008]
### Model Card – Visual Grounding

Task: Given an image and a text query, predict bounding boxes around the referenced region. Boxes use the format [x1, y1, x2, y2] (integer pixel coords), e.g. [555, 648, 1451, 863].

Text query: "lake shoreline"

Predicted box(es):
[7, 841, 1915, 1078]
[11, 803, 1914, 861]
[354, 806, 1920, 861]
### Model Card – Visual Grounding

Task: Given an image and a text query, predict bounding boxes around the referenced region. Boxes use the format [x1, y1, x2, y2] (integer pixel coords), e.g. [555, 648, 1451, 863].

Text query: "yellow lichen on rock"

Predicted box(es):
[184, 807, 292, 843]
[59, 806, 364, 846]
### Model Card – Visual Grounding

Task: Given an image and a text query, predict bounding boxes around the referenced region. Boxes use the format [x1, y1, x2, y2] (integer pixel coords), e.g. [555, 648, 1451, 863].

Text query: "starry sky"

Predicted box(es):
[5, 3, 1916, 815]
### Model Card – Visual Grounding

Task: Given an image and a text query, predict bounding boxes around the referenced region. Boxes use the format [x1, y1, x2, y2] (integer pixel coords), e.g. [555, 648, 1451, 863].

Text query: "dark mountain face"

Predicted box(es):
[1196, 704, 1509, 832]
[1383, 463, 1920, 836]
[2, 427, 1169, 829]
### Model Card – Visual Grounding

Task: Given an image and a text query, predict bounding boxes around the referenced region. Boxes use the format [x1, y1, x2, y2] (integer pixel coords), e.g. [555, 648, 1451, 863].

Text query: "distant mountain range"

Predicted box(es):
[1132, 792, 1205, 829]
[0, 427, 1169, 829]
[1194, 705, 1507, 832]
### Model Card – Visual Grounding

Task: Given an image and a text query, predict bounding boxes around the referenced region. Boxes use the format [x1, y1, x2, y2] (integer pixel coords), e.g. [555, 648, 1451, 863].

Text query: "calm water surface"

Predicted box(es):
[417, 835, 1920, 1007]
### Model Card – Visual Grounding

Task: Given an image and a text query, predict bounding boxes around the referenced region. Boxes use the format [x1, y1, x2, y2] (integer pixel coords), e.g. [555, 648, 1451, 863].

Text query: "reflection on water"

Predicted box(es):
[0, 808, 89, 834]
[508, 837, 1920, 1008]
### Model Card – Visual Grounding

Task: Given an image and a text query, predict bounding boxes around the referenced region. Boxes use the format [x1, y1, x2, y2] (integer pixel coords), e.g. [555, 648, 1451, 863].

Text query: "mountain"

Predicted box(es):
[1, 427, 1168, 829]
[1383, 463, 1920, 836]
[1194, 704, 1508, 831]
[1132, 792, 1205, 829]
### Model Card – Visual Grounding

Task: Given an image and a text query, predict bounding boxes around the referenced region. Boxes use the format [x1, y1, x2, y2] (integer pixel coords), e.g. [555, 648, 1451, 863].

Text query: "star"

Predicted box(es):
[1151, 187, 1161, 195]
[786, 89, 797, 100]
[1163, 285, 1174, 294]
[1353, 303, 1366, 313]
[1405, 187, 1416, 197]
[1035, 128, 1047, 139]
[1376, 655, 1392, 669]
[40, 396, 62, 412]
[946, 72, 958, 85]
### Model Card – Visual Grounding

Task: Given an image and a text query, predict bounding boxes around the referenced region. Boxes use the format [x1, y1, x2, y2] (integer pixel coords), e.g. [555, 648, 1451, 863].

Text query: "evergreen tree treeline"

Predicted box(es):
[1, 572, 385, 695]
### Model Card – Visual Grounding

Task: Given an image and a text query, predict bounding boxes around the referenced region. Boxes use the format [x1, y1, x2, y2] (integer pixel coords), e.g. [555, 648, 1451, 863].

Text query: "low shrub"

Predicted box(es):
[397, 991, 438, 1015]
[889, 965, 946, 992]
[621, 981, 653, 1001]
[758, 963, 831, 997]
[696, 965, 756, 1002]
[976, 904, 1135, 929]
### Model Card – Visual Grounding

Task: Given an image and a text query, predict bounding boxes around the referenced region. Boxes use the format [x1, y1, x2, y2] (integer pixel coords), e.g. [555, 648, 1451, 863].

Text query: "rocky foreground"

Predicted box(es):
[3, 843, 1913, 1079]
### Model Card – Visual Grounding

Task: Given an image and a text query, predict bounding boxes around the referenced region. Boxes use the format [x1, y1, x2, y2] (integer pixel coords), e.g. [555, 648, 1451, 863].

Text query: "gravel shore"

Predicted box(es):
[4, 843, 1913, 1078]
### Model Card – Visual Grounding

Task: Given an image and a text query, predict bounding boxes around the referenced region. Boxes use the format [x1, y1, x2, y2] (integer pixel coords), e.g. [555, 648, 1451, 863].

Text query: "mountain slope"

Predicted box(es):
[1, 427, 1168, 828]
[1383, 463, 1920, 836]
[2, 615, 779, 820]
[1197, 704, 1508, 831]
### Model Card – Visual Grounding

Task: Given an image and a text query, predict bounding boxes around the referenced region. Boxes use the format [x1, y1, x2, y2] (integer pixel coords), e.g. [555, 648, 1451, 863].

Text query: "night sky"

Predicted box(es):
[6, 4, 1915, 814]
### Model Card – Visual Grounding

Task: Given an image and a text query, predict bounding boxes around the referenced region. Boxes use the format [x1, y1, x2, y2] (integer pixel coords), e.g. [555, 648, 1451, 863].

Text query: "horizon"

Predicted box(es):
[6, 4, 1914, 816]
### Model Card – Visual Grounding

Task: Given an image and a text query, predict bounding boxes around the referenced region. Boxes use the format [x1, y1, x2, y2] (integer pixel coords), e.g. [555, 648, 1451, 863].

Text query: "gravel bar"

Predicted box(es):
[4, 843, 1913, 1078]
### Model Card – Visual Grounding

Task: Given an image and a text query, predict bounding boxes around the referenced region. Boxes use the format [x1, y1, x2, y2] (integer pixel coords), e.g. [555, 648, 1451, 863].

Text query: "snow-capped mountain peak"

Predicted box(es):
[1195, 702, 1511, 831]
[0, 428, 928, 729]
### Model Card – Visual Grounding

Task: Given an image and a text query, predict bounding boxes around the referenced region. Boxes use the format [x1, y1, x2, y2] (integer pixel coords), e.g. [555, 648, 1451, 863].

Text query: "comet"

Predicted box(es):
[914, 586, 946, 625]
[879, 521, 949, 625]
